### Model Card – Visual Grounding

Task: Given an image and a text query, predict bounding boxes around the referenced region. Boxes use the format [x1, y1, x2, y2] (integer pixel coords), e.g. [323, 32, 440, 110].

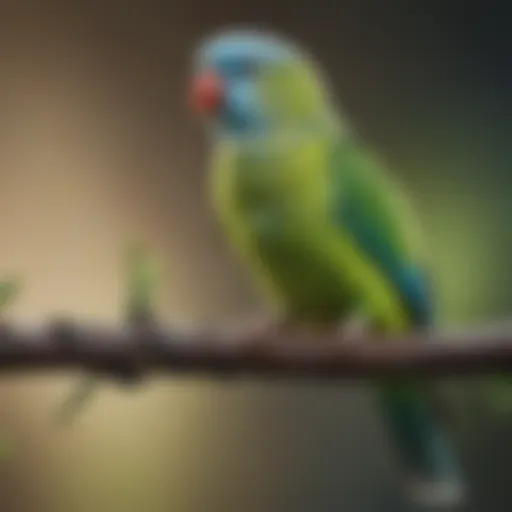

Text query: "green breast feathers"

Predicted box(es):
[209, 135, 423, 328]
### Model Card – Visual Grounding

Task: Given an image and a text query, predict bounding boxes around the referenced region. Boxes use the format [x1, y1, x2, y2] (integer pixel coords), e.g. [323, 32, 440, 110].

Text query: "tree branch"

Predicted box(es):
[0, 319, 510, 382]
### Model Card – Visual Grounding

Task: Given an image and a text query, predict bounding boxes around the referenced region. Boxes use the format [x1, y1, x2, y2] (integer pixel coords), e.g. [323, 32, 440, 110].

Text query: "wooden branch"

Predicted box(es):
[0, 319, 510, 382]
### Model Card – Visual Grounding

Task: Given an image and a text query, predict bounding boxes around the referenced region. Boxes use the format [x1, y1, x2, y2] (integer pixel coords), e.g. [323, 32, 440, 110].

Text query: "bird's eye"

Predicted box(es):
[238, 58, 259, 76]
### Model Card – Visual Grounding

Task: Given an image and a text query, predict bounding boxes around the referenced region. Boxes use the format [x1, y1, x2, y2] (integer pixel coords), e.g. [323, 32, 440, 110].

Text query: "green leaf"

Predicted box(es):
[0, 278, 21, 312]
[124, 242, 162, 322]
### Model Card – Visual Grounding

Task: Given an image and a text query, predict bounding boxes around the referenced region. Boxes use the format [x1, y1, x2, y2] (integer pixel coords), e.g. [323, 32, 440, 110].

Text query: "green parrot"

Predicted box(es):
[189, 29, 465, 507]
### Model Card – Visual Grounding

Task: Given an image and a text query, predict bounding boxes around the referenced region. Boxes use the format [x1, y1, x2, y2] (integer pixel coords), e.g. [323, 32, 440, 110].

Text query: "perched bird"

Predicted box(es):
[189, 28, 465, 507]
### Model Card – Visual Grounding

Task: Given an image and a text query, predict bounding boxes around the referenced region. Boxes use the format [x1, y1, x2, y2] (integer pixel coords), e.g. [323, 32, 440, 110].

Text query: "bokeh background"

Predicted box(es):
[0, 1, 509, 511]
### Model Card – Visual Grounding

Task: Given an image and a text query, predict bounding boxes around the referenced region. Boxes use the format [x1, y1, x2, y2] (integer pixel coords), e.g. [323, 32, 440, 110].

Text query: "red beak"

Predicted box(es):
[189, 70, 224, 116]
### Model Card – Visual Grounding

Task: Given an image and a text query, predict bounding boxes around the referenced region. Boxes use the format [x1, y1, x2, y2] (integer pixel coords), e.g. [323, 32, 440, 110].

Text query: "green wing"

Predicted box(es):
[329, 138, 434, 327]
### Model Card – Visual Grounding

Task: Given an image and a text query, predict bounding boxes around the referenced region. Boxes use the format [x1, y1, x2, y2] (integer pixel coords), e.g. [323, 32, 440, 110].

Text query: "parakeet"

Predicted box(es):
[189, 28, 465, 507]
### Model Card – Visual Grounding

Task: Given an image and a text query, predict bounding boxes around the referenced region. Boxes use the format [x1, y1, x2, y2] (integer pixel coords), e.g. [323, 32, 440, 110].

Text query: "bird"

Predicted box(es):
[188, 27, 465, 508]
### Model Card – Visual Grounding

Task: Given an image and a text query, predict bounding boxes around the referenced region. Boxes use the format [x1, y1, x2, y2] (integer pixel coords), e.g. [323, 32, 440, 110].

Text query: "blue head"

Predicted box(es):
[189, 29, 331, 139]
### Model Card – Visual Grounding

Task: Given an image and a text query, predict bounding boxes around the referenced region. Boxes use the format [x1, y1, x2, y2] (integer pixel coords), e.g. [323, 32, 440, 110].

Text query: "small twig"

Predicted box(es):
[54, 243, 161, 424]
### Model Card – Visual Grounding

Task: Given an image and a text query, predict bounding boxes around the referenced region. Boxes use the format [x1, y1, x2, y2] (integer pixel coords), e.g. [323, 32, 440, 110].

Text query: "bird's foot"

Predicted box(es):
[239, 315, 297, 343]
[405, 475, 465, 508]
[230, 314, 372, 349]
[336, 312, 371, 344]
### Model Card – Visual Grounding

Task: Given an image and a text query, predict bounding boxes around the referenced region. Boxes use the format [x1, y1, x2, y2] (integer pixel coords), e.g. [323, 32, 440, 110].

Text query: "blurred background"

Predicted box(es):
[0, 1, 508, 511]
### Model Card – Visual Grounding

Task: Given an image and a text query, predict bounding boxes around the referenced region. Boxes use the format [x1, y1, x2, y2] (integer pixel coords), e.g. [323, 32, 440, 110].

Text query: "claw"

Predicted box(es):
[227, 316, 296, 352]
[336, 312, 371, 344]
[245, 317, 295, 339]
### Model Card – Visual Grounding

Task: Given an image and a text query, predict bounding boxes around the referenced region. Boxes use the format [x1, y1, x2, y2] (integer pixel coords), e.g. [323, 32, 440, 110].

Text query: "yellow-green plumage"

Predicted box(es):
[210, 134, 414, 330]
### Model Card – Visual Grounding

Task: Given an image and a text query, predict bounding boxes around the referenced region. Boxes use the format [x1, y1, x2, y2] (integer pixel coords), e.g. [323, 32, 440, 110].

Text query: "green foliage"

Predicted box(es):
[123, 242, 162, 321]
[439, 377, 512, 428]
[0, 277, 21, 462]
[54, 243, 162, 426]
[468, 377, 512, 417]
[0, 278, 21, 312]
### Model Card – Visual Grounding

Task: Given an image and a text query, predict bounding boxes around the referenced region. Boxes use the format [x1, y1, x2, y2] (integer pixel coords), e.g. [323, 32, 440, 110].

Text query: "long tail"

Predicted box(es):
[377, 381, 465, 508]
[371, 267, 466, 507]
